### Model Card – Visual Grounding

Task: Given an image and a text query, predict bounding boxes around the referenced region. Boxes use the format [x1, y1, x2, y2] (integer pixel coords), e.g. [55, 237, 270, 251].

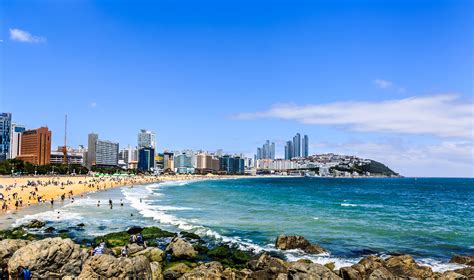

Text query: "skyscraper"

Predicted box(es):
[138, 129, 156, 149]
[302, 135, 309, 157]
[285, 141, 293, 159]
[293, 133, 301, 157]
[0, 113, 12, 161]
[9, 123, 26, 159]
[257, 140, 275, 160]
[138, 147, 155, 172]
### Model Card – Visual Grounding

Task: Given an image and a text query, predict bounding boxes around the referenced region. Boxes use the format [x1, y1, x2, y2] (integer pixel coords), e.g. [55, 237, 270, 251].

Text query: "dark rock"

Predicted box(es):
[275, 235, 326, 254]
[58, 229, 69, 233]
[25, 219, 45, 229]
[44, 226, 55, 233]
[180, 231, 201, 240]
[76, 223, 85, 227]
[450, 255, 474, 266]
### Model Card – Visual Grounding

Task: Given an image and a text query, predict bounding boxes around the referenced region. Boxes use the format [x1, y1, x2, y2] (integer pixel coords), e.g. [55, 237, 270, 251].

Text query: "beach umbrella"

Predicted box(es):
[127, 226, 143, 234]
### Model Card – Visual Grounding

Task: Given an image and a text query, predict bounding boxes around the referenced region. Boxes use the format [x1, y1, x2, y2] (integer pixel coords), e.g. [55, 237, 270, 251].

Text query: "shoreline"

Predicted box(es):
[0, 174, 248, 218]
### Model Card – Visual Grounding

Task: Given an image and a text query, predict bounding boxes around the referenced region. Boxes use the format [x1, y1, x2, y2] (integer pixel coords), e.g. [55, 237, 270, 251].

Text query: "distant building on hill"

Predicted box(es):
[17, 127, 52, 165]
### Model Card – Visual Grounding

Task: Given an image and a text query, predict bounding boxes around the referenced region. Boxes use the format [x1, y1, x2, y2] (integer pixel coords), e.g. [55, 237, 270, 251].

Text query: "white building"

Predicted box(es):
[138, 129, 156, 149]
[9, 123, 25, 159]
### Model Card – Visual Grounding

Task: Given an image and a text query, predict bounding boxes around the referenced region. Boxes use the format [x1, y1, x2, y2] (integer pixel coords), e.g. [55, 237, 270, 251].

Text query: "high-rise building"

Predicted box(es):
[257, 140, 275, 160]
[174, 153, 193, 174]
[0, 113, 12, 161]
[119, 145, 138, 169]
[17, 127, 52, 165]
[293, 133, 301, 157]
[285, 141, 293, 159]
[86, 133, 119, 167]
[9, 123, 25, 159]
[302, 135, 309, 157]
[138, 147, 155, 172]
[163, 152, 174, 172]
[138, 129, 156, 149]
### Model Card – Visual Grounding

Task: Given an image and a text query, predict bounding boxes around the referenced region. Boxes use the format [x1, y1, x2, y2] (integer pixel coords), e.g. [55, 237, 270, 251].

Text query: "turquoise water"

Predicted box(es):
[10, 177, 474, 271]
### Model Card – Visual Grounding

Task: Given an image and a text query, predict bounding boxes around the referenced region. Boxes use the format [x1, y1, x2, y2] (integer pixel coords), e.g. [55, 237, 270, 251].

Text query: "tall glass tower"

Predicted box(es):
[0, 113, 12, 161]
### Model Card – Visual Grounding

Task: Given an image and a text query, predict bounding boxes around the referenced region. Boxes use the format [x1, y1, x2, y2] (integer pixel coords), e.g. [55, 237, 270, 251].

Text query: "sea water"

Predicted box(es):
[9, 177, 474, 271]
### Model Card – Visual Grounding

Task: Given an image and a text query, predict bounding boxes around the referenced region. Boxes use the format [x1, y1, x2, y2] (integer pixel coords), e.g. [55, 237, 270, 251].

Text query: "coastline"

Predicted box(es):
[0, 174, 247, 218]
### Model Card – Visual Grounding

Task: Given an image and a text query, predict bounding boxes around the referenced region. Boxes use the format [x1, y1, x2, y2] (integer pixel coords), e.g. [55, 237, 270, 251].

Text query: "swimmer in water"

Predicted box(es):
[97, 200, 100, 207]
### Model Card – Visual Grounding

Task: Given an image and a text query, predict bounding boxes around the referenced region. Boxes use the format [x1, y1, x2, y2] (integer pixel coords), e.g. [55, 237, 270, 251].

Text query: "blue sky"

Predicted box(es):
[1, 0, 473, 177]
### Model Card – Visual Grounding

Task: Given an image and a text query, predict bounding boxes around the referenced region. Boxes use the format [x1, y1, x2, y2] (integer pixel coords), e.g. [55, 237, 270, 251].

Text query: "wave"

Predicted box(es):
[13, 209, 84, 227]
[340, 203, 384, 208]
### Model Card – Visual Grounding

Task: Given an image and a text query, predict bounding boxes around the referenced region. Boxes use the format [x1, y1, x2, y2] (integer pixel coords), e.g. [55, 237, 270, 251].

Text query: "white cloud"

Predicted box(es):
[9, 28, 46, 43]
[314, 140, 474, 177]
[235, 94, 474, 139]
[373, 79, 393, 89]
[89, 102, 97, 108]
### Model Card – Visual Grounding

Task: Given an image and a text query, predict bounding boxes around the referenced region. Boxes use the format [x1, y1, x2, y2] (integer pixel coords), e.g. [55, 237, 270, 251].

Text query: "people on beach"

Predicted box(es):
[17, 266, 31, 280]
[109, 199, 113, 209]
[121, 245, 129, 257]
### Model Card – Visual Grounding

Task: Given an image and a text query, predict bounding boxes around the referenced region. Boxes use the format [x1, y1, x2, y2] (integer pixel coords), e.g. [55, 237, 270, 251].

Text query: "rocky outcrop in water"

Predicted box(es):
[8, 237, 87, 278]
[451, 255, 474, 266]
[275, 235, 326, 254]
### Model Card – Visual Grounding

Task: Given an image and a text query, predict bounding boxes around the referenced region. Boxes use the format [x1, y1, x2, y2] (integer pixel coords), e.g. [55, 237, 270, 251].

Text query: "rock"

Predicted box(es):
[45, 226, 55, 233]
[367, 267, 394, 279]
[275, 235, 326, 254]
[385, 254, 433, 279]
[151, 261, 163, 280]
[128, 243, 146, 254]
[248, 253, 289, 279]
[288, 261, 342, 279]
[180, 231, 201, 240]
[179, 261, 224, 279]
[78, 255, 151, 279]
[8, 237, 86, 278]
[25, 219, 45, 228]
[166, 237, 198, 260]
[223, 267, 253, 279]
[76, 223, 85, 227]
[455, 267, 474, 279]
[450, 255, 474, 266]
[132, 247, 165, 262]
[325, 262, 336, 271]
[339, 266, 362, 280]
[0, 239, 30, 266]
[350, 255, 386, 278]
[440, 270, 468, 279]
[164, 263, 192, 280]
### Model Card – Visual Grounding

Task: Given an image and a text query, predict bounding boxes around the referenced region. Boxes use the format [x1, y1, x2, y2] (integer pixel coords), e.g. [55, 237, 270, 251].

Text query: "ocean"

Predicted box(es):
[7, 177, 474, 271]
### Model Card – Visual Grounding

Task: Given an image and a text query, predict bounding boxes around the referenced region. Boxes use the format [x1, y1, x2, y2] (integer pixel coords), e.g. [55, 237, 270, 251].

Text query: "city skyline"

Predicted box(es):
[1, 0, 472, 177]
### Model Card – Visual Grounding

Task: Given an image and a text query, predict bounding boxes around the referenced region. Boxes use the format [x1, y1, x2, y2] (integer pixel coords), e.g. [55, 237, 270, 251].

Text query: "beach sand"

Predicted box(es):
[0, 174, 225, 215]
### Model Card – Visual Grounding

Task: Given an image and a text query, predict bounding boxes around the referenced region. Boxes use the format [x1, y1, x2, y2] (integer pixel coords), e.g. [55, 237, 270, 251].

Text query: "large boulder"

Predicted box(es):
[164, 263, 192, 280]
[223, 267, 253, 279]
[339, 266, 362, 280]
[248, 253, 289, 279]
[133, 247, 165, 262]
[440, 271, 468, 279]
[179, 261, 224, 280]
[78, 254, 151, 279]
[288, 261, 341, 280]
[0, 239, 30, 266]
[275, 235, 326, 254]
[451, 255, 474, 266]
[166, 237, 198, 260]
[7, 237, 86, 278]
[384, 255, 433, 279]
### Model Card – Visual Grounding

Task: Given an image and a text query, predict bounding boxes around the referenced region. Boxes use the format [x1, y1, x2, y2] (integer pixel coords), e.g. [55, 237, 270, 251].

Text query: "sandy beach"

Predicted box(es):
[0, 174, 231, 215]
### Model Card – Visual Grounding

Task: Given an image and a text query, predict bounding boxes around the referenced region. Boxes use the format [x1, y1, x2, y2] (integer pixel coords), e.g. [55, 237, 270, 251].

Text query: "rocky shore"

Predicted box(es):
[0, 220, 472, 279]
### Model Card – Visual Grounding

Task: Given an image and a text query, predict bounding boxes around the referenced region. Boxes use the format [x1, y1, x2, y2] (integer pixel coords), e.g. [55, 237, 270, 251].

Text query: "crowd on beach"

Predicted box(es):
[0, 176, 162, 213]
